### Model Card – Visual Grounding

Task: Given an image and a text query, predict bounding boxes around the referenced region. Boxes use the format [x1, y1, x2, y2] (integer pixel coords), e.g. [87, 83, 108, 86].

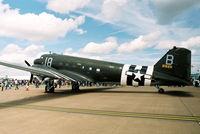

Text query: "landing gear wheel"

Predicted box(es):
[45, 80, 55, 93]
[72, 82, 80, 92]
[158, 88, 165, 93]
[45, 86, 55, 93]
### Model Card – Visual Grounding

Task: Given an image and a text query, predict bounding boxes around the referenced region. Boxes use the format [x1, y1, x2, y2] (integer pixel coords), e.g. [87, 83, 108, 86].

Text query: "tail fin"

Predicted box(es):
[152, 47, 191, 86]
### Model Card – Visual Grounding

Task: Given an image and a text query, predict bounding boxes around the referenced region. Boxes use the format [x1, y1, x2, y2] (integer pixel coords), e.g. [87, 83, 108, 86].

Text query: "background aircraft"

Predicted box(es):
[0, 47, 191, 93]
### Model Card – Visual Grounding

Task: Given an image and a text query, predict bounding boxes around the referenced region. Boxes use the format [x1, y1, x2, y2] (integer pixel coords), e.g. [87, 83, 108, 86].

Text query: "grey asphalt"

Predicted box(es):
[0, 85, 199, 134]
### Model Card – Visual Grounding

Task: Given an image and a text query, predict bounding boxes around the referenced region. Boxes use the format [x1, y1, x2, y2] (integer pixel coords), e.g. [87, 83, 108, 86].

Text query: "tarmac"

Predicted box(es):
[0, 85, 200, 134]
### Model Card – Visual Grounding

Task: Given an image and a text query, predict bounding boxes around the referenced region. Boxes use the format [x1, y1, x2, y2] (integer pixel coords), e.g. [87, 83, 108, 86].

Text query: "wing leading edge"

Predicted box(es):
[0, 61, 75, 81]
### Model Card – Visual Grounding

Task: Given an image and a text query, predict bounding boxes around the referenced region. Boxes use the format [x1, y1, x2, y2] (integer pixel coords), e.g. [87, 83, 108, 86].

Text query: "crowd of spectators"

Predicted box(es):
[1, 78, 30, 91]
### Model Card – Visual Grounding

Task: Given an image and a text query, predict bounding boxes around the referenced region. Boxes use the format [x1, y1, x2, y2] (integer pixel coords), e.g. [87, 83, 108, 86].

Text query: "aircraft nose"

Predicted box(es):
[34, 58, 42, 65]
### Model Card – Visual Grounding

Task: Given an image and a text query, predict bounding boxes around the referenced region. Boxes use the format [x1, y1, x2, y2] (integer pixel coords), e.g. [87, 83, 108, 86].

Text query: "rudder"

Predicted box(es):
[152, 47, 191, 86]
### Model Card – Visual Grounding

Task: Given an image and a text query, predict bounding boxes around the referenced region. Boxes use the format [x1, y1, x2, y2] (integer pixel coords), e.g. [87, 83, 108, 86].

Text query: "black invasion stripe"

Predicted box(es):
[140, 66, 148, 74]
[128, 65, 136, 72]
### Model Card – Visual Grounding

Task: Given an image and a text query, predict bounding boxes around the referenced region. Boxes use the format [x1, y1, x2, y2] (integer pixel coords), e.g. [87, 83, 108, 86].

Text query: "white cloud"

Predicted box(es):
[65, 48, 73, 53]
[64, 48, 102, 60]
[117, 31, 162, 53]
[155, 36, 200, 49]
[0, 1, 85, 42]
[76, 0, 157, 35]
[46, 0, 90, 14]
[153, 0, 200, 25]
[0, 44, 44, 64]
[102, 0, 129, 20]
[63, 35, 162, 65]
[81, 37, 118, 54]
[0, 44, 45, 77]
[75, 28, 87, 34]
[76, 0, 200, 41]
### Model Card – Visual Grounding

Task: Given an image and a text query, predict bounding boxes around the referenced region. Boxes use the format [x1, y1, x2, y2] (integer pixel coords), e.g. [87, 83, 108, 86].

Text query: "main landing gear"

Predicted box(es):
[156, 85, 165, 93]
[45, 79, 55, 93]
[44, 80, 80, 93]
[72, 82, 80, 92]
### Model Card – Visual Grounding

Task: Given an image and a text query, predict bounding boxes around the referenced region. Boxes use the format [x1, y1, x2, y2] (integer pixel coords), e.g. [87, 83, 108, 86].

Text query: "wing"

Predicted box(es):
[56, 69, 94, 82]
[0, 61, 76, 81]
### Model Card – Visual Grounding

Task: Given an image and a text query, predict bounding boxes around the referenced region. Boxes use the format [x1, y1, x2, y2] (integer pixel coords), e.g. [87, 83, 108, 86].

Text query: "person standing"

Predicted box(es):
[1, 81, 4, 91]
[4, 80, 8, 90]
[25, 82, 29, 91]
[58, 79, 62, 88]
[15, 79, 19, 90]
[35, 80, 39, 88]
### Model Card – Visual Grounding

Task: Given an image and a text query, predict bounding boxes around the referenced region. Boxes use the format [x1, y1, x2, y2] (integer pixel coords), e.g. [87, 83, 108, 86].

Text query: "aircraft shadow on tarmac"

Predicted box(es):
[0, 87, 193, 109]
[164, 90, 193, 97]
[0, 88, 112, 109]
[79, 87, 193, 97]
[84, 89, 193, 97]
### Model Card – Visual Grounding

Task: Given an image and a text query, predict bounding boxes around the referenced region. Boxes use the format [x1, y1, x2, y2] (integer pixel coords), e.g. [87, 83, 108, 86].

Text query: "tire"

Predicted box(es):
[72, 83, 79, 91]
[159, 88, 165, 93]
[45, 86, 55, 93]
[49, 86, 55, 93]
[45, 85, 48, 93]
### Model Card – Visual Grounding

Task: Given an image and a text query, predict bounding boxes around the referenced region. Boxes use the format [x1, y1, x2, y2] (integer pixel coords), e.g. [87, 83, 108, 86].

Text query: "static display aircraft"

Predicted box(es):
[0, 47, 191, 93]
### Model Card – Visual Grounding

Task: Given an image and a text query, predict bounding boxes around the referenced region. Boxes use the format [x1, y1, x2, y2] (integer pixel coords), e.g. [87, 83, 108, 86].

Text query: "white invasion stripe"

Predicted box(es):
[144, 66, 154, 86]
[120, 64, 131, 85]
[135, 65, 142, 70]
[146, 66, 153, 75]
[132, 81, 138, 86]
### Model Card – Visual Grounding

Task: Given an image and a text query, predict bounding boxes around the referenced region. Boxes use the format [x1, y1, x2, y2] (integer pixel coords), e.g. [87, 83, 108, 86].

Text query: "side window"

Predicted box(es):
[96, 68, 100, 72]
[65, 63, 69, 66]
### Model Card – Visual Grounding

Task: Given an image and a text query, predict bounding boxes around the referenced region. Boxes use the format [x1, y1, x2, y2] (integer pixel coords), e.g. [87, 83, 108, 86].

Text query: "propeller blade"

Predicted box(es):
[24, 60, 31, 66]
[30, 74, 33, 83]
[24, 60, 33, 83]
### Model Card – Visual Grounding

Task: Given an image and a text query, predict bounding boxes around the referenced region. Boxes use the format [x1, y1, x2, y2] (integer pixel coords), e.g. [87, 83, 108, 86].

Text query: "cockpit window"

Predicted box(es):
[40, 56, 44, 59]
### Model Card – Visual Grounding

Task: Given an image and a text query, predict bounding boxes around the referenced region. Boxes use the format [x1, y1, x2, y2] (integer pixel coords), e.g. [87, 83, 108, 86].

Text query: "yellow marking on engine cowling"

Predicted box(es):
[77, 63, 81, 66]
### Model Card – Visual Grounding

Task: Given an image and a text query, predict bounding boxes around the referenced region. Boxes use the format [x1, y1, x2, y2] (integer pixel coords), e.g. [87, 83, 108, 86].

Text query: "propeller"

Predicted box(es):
[30, 74, 33, 83]
[24, 60, 31, 66]
[24, 60, 33, 83]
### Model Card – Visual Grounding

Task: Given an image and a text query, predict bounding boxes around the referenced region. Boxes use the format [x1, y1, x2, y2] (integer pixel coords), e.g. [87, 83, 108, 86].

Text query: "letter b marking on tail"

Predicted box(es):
[166, 54, 174, 65]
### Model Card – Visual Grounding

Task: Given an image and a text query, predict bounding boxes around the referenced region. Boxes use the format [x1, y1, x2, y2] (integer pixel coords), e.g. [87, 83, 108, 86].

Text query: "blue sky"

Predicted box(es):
[0, 0, 199, 76]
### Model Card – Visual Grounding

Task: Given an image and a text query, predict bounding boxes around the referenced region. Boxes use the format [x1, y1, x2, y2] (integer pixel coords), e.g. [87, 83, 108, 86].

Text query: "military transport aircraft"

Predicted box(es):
[0, 47, 191, 93]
